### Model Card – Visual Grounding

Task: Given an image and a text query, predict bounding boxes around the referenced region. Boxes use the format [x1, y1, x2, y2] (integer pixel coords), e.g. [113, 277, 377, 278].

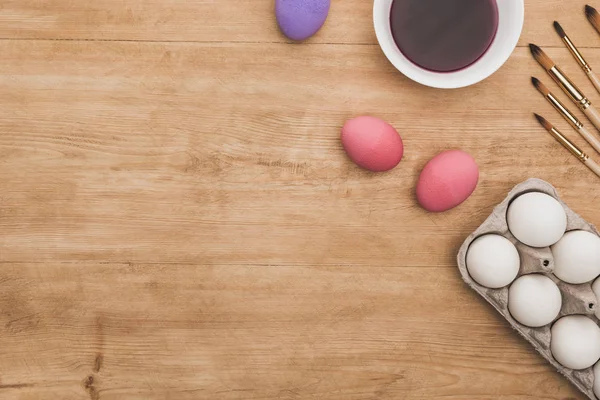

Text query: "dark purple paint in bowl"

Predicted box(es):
[390, 0, 499, 73]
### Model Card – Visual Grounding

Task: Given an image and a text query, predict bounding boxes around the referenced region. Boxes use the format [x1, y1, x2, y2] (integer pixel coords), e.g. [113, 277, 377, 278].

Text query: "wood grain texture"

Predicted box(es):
[0, 0, 598, 47]
[0, 1, 599, 399]
[3, 42, 600, 267]
[0, 263, 583, 399]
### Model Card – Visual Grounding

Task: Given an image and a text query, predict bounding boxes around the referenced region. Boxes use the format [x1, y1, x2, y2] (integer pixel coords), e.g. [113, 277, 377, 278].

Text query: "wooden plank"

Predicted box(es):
[2, 41, 600, 265]
[0, 263, 582, 399]
[0, 2, 597, 400]
[0, 0, 599, 48]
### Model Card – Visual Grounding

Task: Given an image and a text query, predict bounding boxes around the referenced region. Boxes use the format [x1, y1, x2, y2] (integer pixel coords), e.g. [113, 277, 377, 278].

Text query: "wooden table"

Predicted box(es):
[1, 1, 599, 399]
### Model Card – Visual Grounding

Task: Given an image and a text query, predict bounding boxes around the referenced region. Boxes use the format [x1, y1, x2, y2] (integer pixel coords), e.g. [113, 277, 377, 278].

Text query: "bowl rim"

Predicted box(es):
[373, 0, 525, 89]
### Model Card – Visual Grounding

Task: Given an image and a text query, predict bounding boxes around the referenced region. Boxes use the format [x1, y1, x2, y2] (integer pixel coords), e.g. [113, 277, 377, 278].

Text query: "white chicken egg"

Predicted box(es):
[507, 192, 567, 247]
[466, 234, 520, 288]
[551, 315, 600, 370]
[552, 230, 600, 284]
[508, 274, 561, 327]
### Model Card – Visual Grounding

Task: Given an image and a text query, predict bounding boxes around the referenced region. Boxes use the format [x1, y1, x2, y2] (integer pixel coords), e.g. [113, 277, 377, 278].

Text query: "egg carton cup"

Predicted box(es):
[457, 178, 600, 400]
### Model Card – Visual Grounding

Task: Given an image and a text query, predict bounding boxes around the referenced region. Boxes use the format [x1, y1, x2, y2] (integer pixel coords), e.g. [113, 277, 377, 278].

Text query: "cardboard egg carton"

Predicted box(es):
[457, 178, 600, 400]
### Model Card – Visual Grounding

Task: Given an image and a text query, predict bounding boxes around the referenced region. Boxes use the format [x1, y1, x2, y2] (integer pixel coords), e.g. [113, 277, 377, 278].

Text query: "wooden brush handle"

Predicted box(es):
[584, 157, 600, 179]
[584, 105, 600, 132]
[579, 125, 600, 155]
[589, 71, 600, 95]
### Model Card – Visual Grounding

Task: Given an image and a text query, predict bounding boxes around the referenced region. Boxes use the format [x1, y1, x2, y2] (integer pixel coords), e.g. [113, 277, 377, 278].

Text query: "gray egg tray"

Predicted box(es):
[457, 178, 600, 400]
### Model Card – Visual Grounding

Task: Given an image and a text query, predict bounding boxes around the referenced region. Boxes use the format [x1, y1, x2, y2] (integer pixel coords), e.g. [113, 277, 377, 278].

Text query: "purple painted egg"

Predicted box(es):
[275, 0, 330, 41]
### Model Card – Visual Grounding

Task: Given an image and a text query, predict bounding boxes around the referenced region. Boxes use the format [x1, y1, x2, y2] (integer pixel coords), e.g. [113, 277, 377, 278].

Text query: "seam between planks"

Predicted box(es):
[0, 38, 585, 48]
[0, 261, 455, 268]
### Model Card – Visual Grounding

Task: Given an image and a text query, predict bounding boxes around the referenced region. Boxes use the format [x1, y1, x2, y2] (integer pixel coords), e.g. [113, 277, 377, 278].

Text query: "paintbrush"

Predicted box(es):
[554, 21, 600, 94]
[534, 113, 600, 178]
[532, 77, 600, 154]
[586, 5, 600, 35]
[530, 43, 600, 132]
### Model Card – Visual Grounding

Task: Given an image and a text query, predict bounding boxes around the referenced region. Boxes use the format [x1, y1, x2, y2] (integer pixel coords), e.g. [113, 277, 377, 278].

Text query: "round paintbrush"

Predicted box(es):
[534, 113, 600, 179]
[553, 21, 600, 94]
[530, 43, 600, 133]
[532, 77, 600, 155]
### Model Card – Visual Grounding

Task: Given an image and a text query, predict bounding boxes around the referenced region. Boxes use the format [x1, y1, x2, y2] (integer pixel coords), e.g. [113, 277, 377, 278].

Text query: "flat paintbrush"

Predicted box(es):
[554, 21, 600, 94]
[530, 43, 600, 132]
[532, 77, 600, 155]
[534, 113, 600, 179]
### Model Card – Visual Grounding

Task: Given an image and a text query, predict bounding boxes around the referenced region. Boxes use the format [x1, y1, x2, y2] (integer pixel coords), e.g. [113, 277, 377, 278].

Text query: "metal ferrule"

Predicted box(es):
[546, 92, 584, 130]
[550, 66, 590, 110]
[580, 97, 592, 110]
[563, 36, 592, 73]
[550, 126, 588, 162]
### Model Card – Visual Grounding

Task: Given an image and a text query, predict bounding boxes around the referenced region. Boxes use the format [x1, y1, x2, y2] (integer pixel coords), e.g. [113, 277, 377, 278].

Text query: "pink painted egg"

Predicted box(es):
[341, 116, 404, 172]
[416, 150, 479, 212]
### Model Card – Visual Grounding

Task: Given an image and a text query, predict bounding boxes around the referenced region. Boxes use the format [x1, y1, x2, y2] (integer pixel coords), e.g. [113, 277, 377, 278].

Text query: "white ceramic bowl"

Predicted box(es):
[373, 0, 524, 89]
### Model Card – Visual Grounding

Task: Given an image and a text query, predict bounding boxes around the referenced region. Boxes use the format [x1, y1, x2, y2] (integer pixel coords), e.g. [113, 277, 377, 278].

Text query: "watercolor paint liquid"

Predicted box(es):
[390, 0, 499, 73]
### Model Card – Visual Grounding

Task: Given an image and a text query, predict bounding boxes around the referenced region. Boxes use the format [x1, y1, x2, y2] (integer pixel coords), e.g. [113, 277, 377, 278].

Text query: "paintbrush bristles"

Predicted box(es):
[586, 5, 600, 31]
[554, 21, 566, 38]
[532, 77, 550, 96]
[530, 44, 555, 71]
[534, 113, 553, 131]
